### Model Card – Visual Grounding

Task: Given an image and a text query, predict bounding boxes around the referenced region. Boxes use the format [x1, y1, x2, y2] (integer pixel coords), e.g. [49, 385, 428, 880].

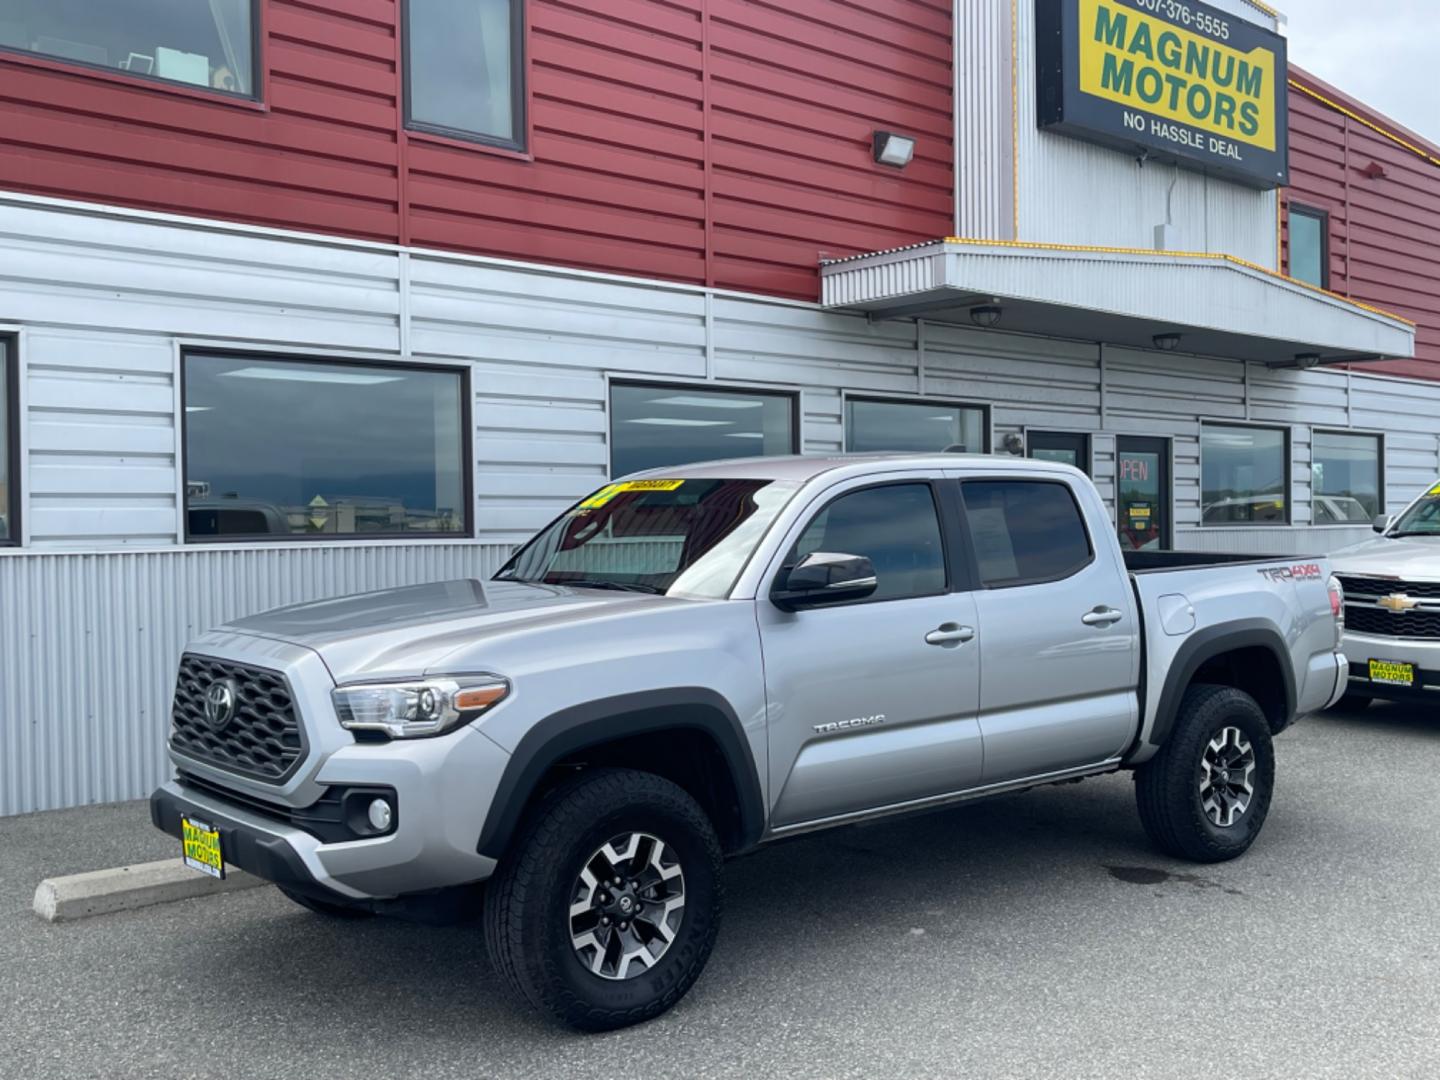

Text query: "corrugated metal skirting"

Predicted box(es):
[0, 544, 509, 816]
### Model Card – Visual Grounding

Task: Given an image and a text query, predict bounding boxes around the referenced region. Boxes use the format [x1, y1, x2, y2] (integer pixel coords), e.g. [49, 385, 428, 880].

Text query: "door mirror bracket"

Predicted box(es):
[771, 551, 878, 611]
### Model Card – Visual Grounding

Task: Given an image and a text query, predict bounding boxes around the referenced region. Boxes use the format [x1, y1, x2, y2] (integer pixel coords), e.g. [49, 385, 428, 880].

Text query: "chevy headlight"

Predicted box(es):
[332, 677, 509, 738]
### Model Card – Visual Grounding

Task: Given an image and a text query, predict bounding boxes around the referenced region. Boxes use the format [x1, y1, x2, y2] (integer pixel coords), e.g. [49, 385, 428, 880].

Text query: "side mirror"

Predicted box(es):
[771, 551, 877, 612]
[1373, 514, 1394, 534]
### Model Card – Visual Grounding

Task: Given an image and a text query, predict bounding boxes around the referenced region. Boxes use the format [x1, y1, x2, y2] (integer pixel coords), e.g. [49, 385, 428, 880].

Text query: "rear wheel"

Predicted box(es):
[1135, 684, 1276, 863]
[483, 768, 723, 1031]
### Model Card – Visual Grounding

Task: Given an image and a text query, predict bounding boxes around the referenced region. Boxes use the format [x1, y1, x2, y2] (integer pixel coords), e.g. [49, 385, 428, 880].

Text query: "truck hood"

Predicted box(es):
[1330, 535, 1440, 580]
[222, 578, 677, 682]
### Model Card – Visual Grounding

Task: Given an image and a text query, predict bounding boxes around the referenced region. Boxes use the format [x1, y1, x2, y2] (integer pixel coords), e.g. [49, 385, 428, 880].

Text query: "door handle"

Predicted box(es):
[1082, 606, 1125, 627]
[925, 623, 976, 647]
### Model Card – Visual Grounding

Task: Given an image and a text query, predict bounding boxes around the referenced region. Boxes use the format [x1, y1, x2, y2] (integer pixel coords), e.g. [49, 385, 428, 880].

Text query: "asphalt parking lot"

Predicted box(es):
[4, 700, 1440, 1080]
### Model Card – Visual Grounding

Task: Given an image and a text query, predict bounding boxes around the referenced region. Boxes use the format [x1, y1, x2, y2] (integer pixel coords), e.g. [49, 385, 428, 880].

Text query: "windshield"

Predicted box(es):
[1390, 486, 1440, 536]
[495, 478, 800, 599]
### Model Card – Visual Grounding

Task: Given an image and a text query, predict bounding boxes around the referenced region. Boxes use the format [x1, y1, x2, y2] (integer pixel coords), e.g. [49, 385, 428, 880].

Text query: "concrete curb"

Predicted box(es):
[33, 860, 266, 923]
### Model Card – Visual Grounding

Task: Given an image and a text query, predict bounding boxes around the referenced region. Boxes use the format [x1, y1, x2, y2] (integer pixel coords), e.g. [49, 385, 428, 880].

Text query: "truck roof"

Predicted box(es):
[624, 452, 1086, 484]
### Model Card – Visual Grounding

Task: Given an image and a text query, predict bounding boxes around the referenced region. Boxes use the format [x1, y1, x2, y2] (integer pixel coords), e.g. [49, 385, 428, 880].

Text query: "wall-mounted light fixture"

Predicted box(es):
[1153, 332, 1182, 351]
[873, 130, 916, 168]
[970, 304, 1002, 328]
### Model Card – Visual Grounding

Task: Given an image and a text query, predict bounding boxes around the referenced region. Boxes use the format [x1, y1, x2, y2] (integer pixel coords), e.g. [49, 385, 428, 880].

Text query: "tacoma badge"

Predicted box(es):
[813, 714, 886, 736]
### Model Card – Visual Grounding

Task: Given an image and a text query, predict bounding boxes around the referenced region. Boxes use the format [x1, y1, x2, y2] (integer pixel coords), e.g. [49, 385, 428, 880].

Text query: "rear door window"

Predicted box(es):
[961, 480, 1093, 587]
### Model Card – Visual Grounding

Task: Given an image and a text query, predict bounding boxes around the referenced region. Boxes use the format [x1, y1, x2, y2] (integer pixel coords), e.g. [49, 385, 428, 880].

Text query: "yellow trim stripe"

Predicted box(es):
[1289, 79, 1440, 169]
[1241, 0, 1279, 17]
[936, 236, 1416, 325]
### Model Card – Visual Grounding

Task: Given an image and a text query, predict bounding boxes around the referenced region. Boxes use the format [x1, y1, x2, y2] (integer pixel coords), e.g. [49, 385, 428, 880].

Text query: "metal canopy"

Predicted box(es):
[820, 239, 1415, 368]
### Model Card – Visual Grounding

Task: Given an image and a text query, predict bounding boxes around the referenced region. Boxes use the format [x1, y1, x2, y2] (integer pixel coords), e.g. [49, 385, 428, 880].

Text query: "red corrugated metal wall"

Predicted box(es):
[0, 0, 953, 301]
[1284, 69, 1440, 381]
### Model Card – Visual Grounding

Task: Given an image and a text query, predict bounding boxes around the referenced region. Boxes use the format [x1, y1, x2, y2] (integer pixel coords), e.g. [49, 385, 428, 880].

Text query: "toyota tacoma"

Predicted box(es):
[152, 454, 1347, 1029]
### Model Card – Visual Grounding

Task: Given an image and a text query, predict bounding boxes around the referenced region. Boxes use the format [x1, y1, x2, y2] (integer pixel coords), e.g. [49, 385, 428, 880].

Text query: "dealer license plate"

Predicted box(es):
[1368, 659, 1415, 688]
[181, 816, 225, 879]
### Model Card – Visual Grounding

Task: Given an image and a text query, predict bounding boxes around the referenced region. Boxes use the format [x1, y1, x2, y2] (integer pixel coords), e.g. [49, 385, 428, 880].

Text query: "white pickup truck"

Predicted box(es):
[1332, 479, 1440, 705]
[152, 454, 1347, 1029]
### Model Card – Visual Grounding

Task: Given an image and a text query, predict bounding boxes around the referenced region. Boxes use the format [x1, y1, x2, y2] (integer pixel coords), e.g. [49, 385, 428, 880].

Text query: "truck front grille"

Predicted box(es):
[1346, 605, 1440, 640]
[170, 655, 306, 782]
[1338, 575, 1440, 601]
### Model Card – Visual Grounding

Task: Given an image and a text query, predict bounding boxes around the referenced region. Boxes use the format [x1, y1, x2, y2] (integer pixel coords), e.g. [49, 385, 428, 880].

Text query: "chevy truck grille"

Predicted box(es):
[1346, 606, 1440, 640]
[1338, 575, 1440, 601]
[170, 655, 305, 782]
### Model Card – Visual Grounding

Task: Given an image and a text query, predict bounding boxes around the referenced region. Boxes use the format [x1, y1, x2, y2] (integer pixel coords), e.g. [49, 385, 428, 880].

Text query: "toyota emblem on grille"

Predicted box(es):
[204, 678, 239, 731]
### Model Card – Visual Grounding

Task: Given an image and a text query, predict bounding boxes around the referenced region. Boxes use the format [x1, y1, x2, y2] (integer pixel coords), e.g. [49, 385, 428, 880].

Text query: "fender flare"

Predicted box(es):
[475, 688, 765, 860]
[1142, 620, 1297, 753]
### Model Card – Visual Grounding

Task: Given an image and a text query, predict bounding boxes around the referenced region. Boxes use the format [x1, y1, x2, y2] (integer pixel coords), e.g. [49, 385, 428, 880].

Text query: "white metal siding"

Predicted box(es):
[0, 543, 508, 816]
[0, 194, 1437, 813]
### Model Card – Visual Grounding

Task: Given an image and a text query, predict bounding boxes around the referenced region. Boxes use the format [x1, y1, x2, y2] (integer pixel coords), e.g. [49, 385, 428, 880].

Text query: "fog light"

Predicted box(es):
[367, 798, 393, 833]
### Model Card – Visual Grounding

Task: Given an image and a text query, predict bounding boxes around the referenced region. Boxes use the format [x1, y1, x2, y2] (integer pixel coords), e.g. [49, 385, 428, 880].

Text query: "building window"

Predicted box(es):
[0, 1, 256, 97]
[1027, 431, 1090, 473]
[405, 0, 525, 150]
[1201, 425, 1289, 526]
[1313, 431, 1382, 524]
[609, 383, 796, 479]
[182, 354, 469, 541]
[845, 397, 988, 454]
[961, 480, 1093, 588]
[1289, 205, 1328, 289]
[1, 336, 16, 545]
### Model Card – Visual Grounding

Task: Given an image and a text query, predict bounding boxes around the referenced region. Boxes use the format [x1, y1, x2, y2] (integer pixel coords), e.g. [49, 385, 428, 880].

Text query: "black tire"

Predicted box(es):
[277, 885, 374, 919]
[1135, 684, 1276, 864]
[483, 768, 724, 1031]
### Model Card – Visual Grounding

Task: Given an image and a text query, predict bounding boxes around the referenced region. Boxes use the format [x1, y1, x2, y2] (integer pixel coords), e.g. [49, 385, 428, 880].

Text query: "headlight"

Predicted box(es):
[332, 677, 510, 739]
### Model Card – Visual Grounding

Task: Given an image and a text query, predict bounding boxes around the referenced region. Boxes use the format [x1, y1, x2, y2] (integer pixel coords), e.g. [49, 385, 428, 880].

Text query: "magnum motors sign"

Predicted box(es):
[1036, 0, 1289, 188]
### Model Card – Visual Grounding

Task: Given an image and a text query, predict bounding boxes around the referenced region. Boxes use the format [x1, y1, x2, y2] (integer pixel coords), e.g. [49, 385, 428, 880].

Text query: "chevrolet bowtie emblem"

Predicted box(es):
[1379, 594, 1420, 613]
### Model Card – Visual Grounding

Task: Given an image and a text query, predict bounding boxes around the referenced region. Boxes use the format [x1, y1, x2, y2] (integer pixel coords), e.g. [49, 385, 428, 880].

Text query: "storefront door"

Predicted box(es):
[1116, 437, 1171, 550]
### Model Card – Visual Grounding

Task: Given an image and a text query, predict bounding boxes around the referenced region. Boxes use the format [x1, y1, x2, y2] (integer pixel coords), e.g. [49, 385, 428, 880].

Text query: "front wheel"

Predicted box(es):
[483, 768, 724, 1031]
[1135, 684, 1276, 863]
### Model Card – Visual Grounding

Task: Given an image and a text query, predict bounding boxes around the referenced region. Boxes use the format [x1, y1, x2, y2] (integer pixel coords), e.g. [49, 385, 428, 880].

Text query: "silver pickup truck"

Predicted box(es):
[151, 454, 1347, 1029]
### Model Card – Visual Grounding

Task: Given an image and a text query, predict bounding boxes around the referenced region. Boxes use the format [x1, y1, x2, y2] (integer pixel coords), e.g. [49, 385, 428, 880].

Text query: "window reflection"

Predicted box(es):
[183, 355, 467, 540]
[0, 339, 9, 543]
[610, 384, 795, 478]
[1312, 431, 1381, 522]
[407, 0, 521, 145]
[1, 0, 255, 96]
[1201, 425, 1288, 526]
[845, 398, 987, 453]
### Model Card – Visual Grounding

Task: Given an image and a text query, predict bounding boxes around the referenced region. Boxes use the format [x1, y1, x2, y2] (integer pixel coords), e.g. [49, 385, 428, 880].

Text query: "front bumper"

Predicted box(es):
[1341, 630, 1440, 702]
[151, 722, 510, 900]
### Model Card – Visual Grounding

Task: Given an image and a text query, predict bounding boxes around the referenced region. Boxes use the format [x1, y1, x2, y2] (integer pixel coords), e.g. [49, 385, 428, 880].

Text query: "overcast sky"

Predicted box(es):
[1284, 0, 1440, 143]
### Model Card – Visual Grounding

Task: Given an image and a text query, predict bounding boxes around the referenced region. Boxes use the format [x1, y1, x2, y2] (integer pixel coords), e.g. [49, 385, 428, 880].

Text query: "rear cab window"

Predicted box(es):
[960, 480, 1093, 588]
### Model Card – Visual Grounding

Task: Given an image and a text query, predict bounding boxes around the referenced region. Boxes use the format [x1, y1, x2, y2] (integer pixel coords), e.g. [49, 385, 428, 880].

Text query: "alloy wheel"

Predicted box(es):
[569, 832, 686, 981]
[1199, 726, 1257, 827]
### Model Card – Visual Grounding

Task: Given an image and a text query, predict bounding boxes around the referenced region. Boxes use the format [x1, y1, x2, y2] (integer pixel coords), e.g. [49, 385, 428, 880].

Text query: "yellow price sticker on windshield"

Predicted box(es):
[578, 479, 684, 510]
[1429, 483, 1440, 496]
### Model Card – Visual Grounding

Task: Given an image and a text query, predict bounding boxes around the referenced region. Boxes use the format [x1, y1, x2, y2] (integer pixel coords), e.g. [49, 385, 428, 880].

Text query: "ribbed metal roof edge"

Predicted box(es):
[820, 237, 1415, 328]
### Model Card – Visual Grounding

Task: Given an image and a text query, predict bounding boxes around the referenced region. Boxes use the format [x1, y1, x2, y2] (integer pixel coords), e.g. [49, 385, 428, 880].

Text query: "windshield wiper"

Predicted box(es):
[550, 579, 664, 594]
[1387, 531, 1440, 539]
